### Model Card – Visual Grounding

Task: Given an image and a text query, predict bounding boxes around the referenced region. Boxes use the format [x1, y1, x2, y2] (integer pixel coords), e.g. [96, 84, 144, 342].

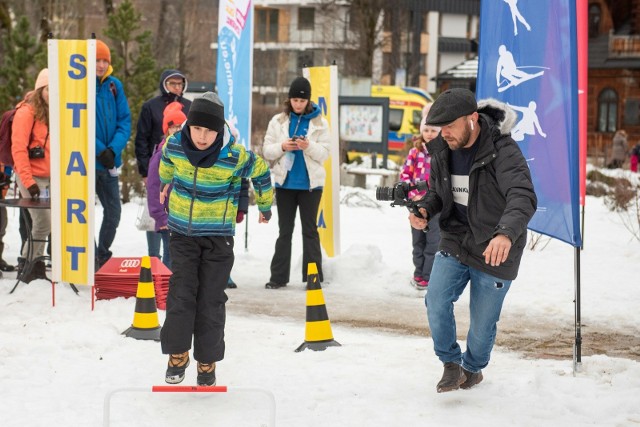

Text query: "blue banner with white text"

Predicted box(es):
[477, 0, 581, 247]
[216, 0, 253, 148]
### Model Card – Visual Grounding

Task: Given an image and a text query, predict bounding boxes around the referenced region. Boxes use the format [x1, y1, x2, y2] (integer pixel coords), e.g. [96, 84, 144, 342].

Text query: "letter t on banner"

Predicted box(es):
[48, 39, 96, 285]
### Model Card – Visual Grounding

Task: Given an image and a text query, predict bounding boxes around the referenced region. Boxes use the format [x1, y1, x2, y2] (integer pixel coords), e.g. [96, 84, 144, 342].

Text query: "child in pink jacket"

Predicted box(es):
[399, 113, 441, 290]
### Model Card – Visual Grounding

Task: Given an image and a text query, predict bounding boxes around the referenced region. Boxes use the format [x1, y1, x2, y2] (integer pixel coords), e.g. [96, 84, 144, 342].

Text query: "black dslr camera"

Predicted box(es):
[29, 146, 45, 159]
[376, 180, 429, 218]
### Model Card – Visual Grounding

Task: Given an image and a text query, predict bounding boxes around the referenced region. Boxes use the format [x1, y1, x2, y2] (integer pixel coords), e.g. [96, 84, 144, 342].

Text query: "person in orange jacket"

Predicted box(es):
[10, 68, 50, 283]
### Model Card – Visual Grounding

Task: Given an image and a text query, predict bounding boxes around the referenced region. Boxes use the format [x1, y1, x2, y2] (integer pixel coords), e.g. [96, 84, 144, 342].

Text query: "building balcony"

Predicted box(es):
[609, 31, 640, 58]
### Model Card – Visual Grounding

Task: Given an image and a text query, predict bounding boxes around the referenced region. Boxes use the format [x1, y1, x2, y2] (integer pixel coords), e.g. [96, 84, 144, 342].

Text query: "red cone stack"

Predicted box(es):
[94, 257, 172, 309]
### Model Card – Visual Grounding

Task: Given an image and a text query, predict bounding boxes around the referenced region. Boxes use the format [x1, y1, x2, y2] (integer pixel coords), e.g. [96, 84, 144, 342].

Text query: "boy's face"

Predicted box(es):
[96, 59, 109, 78]
[189, 125, 218, 150]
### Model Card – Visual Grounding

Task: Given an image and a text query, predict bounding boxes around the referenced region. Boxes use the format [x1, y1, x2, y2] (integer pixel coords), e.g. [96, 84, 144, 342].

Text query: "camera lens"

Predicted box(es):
[375, 186, 395, 201]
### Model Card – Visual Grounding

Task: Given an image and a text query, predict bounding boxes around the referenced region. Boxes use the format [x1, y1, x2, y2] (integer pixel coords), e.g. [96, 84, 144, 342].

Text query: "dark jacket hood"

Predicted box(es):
[159, 69, 188, 100]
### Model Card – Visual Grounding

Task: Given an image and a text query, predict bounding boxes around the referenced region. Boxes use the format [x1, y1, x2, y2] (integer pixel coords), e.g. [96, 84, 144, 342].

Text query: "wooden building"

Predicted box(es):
[587, 0, 640, 162]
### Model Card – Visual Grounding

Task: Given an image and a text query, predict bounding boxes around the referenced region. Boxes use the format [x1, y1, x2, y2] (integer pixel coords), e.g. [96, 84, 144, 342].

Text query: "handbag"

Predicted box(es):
[135, 199, 156, 231]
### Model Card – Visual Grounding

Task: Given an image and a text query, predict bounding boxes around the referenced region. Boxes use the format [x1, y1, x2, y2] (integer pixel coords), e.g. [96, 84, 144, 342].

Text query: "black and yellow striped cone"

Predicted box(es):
[295, 263, 341, 352]
[122, 256, 161, 341]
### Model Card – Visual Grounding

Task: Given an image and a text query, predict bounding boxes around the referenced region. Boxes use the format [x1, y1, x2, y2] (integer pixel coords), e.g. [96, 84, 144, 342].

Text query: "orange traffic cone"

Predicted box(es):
[295, 263, 340, 352]
[122, 256, 161, 341]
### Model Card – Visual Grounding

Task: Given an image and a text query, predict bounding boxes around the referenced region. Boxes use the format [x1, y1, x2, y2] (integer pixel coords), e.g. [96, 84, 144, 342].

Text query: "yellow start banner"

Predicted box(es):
[304, 66, 341, 257]
[48, 39, 96, 285]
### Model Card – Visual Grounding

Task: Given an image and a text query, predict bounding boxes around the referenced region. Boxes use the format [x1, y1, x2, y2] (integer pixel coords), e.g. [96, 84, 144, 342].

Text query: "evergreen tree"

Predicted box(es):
[103, 0, 159, 203]
[0, 16, 46, 112]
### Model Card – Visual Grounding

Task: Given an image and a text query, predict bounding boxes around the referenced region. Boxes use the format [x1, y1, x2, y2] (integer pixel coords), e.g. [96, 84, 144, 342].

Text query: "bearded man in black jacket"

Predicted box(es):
[409, 88, 537, 393]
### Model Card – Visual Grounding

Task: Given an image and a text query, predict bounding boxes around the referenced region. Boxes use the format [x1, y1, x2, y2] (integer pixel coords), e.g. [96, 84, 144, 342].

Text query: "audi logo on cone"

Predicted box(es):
[120, 259, 141, 268]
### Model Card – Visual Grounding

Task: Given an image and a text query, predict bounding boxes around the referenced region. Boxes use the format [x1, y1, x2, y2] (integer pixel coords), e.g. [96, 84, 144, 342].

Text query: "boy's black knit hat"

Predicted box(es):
[426, 88, 477, 126]
[187, 92, 225, 133]
[288, 77, 311, 100]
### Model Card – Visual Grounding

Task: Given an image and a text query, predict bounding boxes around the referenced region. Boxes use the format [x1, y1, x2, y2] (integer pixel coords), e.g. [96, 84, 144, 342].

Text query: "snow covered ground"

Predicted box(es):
[1, 170, 640, 426]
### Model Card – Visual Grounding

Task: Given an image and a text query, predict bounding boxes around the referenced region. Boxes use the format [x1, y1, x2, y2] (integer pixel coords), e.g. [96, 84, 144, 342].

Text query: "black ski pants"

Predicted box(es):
[161, 233, 234, 363]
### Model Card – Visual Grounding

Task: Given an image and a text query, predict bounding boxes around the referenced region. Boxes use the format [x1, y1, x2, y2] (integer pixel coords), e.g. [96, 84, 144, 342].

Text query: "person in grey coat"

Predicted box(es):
[608, 129, 628, 169]
[409, 89, 537, 393]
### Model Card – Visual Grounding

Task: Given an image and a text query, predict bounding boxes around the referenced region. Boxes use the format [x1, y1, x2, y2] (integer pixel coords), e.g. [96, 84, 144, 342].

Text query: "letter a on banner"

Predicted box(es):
[48, 39, 96, 285]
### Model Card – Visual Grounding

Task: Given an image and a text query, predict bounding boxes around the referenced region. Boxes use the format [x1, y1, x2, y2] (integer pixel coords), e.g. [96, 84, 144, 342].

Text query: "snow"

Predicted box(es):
[1, 171, 640, 427]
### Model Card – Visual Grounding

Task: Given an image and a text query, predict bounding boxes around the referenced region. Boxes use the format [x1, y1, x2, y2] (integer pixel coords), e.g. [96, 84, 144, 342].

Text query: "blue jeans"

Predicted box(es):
[147, 230, 171, 269]
[425, 252, 512, 373]
[95, 170, 121, 263]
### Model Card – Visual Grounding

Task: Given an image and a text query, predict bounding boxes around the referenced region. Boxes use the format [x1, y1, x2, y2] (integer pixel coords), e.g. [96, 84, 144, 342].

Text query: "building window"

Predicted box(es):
[256, 8, 279, 42]
[299, 7, 315, 30]
[624, 99, 640, 126]
[588, 4, 601, 38]
[598, 88, 618, 132]
[297, 51, 314, 69]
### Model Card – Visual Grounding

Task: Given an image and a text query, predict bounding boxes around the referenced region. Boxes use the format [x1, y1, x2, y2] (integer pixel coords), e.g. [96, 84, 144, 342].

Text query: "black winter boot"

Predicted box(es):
[165, 352, 190, 384]
[197, 361, 216, 386]
[21, 260, 48, 283]
[0, 242, 15, 272]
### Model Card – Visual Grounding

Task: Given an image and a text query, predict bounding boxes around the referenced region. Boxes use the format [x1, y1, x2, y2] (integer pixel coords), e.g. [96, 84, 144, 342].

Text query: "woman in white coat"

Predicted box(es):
[261, 77, 330, 289]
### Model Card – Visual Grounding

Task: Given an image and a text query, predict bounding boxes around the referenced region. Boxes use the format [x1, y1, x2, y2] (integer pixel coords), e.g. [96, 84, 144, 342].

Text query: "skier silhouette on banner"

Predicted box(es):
[508, 101, 547, 142]
[496, 45, 547, 92]
[504, 0, 531, 36]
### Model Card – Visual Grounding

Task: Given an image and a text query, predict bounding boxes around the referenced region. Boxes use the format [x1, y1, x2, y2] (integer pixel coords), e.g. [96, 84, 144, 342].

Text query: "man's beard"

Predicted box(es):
[444, 123, 472, 150]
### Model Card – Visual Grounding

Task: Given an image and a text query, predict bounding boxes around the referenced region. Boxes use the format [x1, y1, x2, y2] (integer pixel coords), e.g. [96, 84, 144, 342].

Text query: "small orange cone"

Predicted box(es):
[295, 263, 340, 352]
[122, 256, 161, 341]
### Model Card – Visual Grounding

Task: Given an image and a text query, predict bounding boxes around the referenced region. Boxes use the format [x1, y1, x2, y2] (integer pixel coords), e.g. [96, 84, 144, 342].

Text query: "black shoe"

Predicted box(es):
[461, 368, 483, 389]
[0, 259, 15, 272]
[227, 277, 237, 289]
[197, 362, 216, 386]
[165, 352, 190, 384]
[436, 362, 465, 393]
[265, 281, 287, 289]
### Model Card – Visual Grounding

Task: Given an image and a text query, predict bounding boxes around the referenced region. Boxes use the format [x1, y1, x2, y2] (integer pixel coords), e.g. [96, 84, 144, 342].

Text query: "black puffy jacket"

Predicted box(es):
[424, 99, 537, 280]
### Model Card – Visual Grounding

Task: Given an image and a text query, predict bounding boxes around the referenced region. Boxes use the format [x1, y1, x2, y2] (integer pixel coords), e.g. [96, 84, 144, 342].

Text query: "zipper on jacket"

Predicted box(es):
[187, 167, 198, 235]
[222, 182, 231, 225]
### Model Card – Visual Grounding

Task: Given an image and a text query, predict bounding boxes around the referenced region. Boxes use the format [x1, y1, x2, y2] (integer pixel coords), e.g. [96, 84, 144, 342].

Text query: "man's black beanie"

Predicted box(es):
[187, 91, 225, 133]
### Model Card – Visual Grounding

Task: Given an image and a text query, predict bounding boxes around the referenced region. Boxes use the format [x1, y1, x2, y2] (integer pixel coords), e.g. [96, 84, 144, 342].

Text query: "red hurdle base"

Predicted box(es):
[151, 385, 228, 393]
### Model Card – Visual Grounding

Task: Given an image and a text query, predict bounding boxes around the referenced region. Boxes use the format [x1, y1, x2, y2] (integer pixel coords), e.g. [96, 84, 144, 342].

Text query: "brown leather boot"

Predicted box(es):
[461, 368, 484, 389]
[436, 362, 465, 393]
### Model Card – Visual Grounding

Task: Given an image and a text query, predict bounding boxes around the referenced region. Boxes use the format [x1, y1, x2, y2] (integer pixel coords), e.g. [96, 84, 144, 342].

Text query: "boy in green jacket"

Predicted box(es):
[159, 92, 273, 386]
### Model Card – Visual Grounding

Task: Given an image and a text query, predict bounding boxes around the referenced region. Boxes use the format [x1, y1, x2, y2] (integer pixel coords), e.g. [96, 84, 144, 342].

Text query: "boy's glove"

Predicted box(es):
[261, 210, 272, 221]
[98, 148, 116, 169]
[236, 210, 246, 223]
[27, 184, 40, 199]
